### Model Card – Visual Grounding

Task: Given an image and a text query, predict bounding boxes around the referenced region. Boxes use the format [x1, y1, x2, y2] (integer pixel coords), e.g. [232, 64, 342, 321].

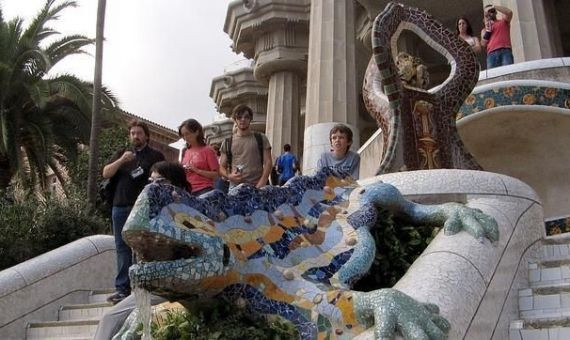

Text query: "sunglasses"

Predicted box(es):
[148, 176, 166, 183]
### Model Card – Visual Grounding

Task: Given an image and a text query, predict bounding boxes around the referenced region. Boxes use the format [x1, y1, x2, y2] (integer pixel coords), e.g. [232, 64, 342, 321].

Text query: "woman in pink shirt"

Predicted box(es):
[178, 119, 219, 196]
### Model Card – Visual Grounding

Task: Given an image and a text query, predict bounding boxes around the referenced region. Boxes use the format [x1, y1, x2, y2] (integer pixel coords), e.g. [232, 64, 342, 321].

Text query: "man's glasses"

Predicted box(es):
[236, 115, 252, 121]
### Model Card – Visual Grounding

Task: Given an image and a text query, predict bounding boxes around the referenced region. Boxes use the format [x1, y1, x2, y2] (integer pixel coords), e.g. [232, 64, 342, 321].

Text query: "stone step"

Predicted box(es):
[539, 244, 570, 263]
[59, 302, 114, 321]
[519, 287, 570, 320]
[528, 262, 570, 289]
[26, 319, 99, 339]
[543, 233, 570, 246]
[88, 288, 116, 304]
[510, 319, 570, 340]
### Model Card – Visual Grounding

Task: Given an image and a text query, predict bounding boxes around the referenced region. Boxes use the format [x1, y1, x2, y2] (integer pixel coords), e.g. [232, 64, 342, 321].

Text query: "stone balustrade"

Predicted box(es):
[0, 235, 116, 339]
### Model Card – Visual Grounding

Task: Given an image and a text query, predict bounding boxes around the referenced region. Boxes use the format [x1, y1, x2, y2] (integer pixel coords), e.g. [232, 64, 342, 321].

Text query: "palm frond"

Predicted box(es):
[25, 79, 50, 109]
[45, 34, 93, 68]
[13, 43, 51, 79]
[0, 18, 24, 62]
[48, 74, 92, 116]
[22, 0, 78, 46]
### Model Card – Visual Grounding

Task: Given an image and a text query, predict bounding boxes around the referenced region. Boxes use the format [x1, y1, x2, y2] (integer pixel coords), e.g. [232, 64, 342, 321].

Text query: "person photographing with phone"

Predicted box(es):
[102, 120, 164, 304]
[178, 118, 219, 196]
[219, 105, 272, 190]
[481, 4, 514, 69]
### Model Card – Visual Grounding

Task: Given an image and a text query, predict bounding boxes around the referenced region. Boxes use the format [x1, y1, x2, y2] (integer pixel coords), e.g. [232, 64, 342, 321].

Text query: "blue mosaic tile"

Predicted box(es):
[458, 86, 570, 119]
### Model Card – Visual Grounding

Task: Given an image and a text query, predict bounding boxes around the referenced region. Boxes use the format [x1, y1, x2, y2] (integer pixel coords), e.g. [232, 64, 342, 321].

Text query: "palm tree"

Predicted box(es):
[87, 0, 107, 205]
[0, 0, 118, 192]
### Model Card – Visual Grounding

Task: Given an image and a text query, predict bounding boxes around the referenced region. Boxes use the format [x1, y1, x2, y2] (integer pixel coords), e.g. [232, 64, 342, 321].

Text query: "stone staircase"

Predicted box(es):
[25, 289, 114, 339]
[510, 234, 570, 340]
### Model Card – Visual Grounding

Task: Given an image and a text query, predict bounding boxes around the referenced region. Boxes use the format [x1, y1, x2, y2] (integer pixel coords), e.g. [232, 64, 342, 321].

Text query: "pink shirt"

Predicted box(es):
[181, 146, 219, 193]
[486, 19, 511, 54]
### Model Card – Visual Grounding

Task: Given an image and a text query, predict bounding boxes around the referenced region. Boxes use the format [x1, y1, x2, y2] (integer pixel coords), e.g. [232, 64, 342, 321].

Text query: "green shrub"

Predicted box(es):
[0, 187, 108, 270]
[68, 126, 129, 189]
[151, 300, 298, 340]
[353, 208, 439, 291]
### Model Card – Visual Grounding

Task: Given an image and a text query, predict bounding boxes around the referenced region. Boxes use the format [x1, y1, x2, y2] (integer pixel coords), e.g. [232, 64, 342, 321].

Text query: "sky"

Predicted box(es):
[2, 0, 243, 131]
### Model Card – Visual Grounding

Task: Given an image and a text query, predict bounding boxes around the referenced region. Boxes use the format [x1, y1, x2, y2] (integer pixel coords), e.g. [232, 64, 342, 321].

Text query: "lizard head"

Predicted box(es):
[122, 183, 234, 300]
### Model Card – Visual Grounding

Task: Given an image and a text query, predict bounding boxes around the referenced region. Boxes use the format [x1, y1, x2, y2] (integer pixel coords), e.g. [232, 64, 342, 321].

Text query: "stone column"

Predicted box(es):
[265, 71, 301, 156]
[224, 0, 310, 158]
[253, 22, 308, 158]
[210, 61, 268, 134]
[303, 0, 359, 175]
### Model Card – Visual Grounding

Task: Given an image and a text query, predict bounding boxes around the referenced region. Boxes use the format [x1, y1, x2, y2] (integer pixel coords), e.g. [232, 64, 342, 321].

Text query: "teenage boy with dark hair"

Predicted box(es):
[102, 120, 164, 304]
[317, 124, 360, 179]
[219, 105, 272, 189]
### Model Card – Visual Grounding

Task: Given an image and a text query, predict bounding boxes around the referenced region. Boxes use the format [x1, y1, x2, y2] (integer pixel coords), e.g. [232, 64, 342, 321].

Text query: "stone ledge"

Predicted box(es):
[478, 57, 570, 81]
[0, 235, 114, 298]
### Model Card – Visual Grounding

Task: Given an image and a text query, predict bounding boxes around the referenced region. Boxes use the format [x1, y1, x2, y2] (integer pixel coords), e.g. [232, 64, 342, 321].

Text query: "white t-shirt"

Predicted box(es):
[317, 151, 360, 179]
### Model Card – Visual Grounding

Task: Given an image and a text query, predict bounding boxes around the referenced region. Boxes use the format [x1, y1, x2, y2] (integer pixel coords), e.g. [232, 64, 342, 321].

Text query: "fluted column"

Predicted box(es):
[265, 71, 301, 156]
[303, 0, 359, 174]
[224, 0, 310, 159]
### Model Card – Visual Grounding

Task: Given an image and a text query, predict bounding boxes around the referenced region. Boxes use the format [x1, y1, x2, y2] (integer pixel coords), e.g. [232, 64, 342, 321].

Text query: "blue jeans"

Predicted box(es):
[487, 48, 514, 69]
[112, 206, 133, 294]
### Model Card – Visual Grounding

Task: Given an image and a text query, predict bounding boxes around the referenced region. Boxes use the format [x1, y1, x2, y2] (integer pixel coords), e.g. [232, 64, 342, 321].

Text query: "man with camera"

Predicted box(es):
[102, 120, 164, 304]
[219, 105, 272, 189]
[481, 4, 514, 69]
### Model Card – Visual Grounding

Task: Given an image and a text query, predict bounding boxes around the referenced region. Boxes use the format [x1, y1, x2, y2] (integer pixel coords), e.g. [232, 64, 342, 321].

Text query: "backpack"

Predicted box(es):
[98, 177, 116, 216]
[224, 132, 264, 171]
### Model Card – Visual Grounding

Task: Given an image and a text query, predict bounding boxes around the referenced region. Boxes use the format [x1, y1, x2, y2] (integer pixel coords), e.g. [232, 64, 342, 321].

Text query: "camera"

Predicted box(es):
[130, 166, 144, 179]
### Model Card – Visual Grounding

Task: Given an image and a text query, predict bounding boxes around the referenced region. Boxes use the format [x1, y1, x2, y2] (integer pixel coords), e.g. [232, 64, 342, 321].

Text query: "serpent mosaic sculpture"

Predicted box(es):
[118, 167, 498, 339]
[363, 2, 482, 173]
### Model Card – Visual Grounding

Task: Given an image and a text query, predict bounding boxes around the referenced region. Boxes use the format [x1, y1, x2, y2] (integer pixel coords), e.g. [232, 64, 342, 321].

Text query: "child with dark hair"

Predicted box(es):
[317, 124, 360, 179]
[149, 161, 191, 193]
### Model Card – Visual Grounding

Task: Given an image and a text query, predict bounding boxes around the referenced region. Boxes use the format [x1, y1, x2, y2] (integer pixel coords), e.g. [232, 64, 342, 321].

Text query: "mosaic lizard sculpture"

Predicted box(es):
[119, 167, 498, 339]
[363, 2, 482, 173]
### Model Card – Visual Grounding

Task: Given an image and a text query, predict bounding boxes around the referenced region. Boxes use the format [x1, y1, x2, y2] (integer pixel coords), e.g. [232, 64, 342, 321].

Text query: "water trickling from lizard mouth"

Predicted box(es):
[134, 286, 152, 340]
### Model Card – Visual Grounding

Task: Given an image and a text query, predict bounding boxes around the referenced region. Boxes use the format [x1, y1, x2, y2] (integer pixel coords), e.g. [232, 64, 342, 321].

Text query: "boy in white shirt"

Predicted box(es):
[317, 124, 360, 179]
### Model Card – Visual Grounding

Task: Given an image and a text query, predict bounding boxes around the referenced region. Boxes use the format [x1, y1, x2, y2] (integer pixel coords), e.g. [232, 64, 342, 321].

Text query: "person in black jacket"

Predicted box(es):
[102, 120, 164, 304]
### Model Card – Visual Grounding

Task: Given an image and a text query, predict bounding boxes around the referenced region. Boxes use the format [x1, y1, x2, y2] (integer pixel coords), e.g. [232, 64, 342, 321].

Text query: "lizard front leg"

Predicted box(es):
[353, 288, 450, 340]
[358, 182, 499, 243]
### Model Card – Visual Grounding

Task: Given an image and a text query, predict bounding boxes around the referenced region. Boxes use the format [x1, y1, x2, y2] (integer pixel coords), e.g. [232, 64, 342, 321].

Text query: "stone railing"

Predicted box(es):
[355, 169, 544, 339]
[0, 235, 115, 339]
[478, 57, 570, 85]
[357, 128, 383, 179]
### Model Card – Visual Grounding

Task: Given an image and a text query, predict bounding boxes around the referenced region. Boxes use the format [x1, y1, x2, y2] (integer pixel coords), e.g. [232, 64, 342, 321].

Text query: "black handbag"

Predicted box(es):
[98, 178, 116, 215]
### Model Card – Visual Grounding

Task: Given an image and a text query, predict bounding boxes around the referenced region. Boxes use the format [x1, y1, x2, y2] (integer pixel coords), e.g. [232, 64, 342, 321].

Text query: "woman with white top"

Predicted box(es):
[456, 16, 481, 54]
